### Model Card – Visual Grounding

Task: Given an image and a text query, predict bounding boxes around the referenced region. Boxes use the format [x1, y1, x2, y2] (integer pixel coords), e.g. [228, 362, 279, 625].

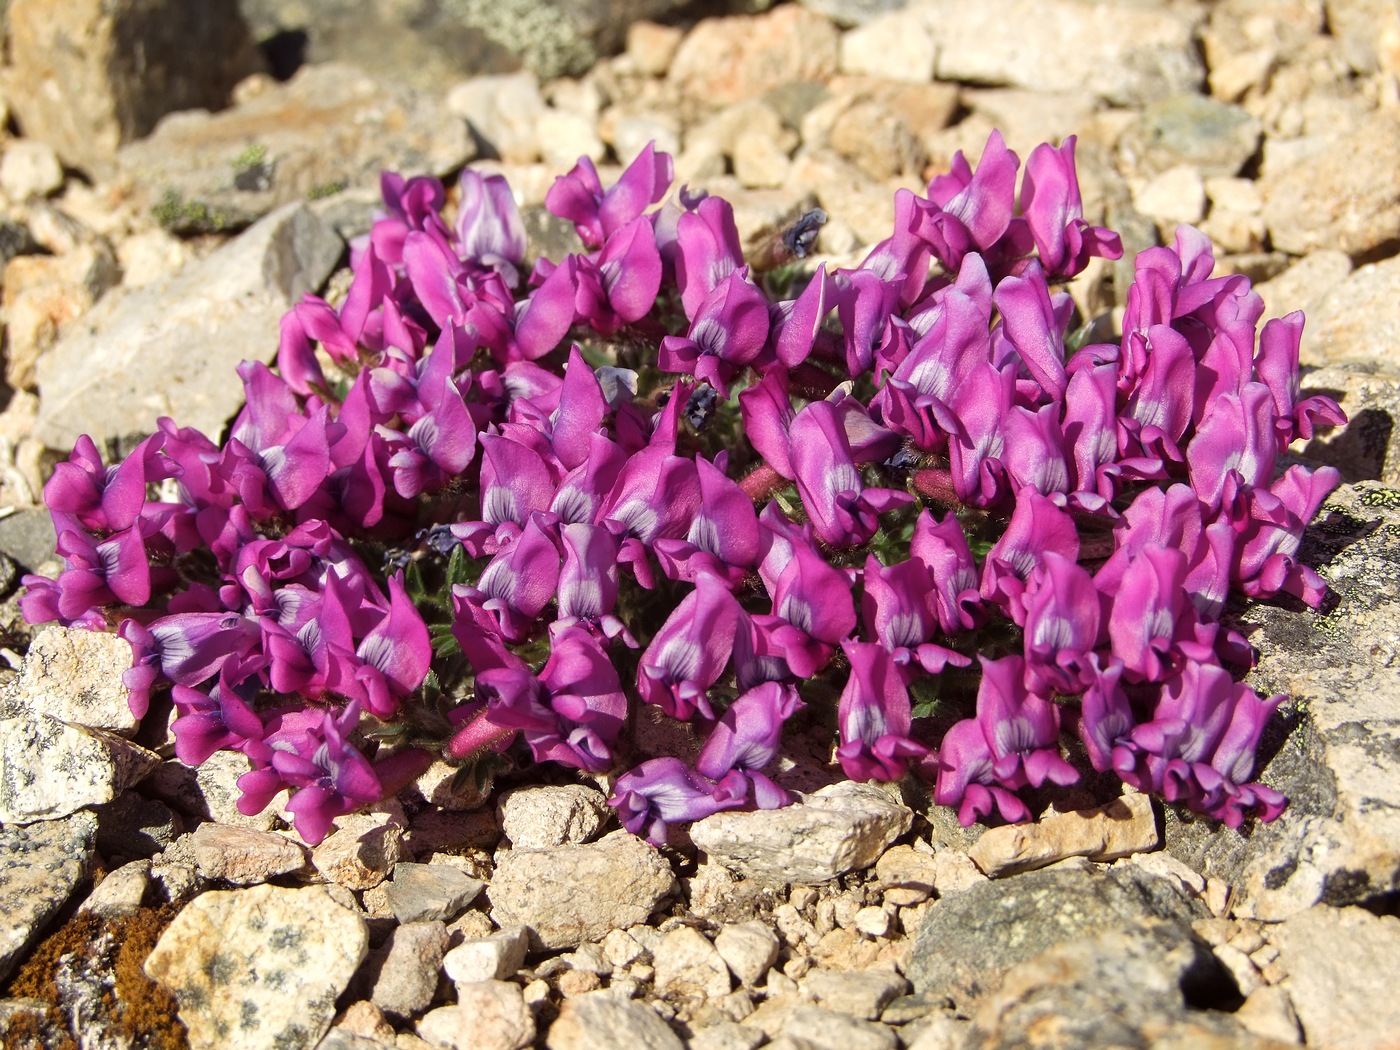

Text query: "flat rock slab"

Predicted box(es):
[1165, 482, 1400, 919]
[118, 63, 475, 235]
[190, 823, 309, 885]
[144, 883, 367, 1050]
[546, 991, 684, 1050]
[968, 793, 1160, 878]
[385, 862, 484, 924]
[35, 201, 343, 452]
[0, 713, 161, 823]
[0, 812, 97, 984]
[0, 625, 139, 735]
[907, 862, 1207, 1011]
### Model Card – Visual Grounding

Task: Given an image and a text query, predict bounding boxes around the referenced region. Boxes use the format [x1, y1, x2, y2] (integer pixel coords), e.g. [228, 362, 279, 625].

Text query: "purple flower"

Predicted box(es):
[658, 268, 770, 397]
[1230, 465, 1340, 607]
[835, 640, 929, 782]
[1020, 552, 1102, 695]
[909, 510, 983, 635]
[861, 553, 969, 674]
[554, 522, 634, 645]
[456, 169, 526, 285]
[637, 572, 740, 720]
[609, 757, 744, 845]
[169, 654, 268, 767]
[1019, 136, 1122, 280]
[933, 360, 1017, 508]
[345, 574, 432, 719]
[912, 130, 1021, 272]
[546, 142, 673, 250]
[980, 491, 1080, 613]
[654, 456, 762, 588]
[993, 264, 1068, 401]
[694, 681, 803, 808]
[1254, 312, 1346, 446]
[675, 195, 745, 319]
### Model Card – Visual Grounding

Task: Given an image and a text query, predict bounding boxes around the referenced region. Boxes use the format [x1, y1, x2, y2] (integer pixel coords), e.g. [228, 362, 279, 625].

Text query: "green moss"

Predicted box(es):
[307, 180, 348, 200]
[153, 190, 237, 235]
[231, 144, 268, 173]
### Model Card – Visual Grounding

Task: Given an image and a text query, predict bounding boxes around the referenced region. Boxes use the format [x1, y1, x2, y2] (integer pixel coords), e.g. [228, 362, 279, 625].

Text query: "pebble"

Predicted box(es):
[839, 9, 937, 83]
[446, 72, 547, 164]
[653, 926, 733, 1001]
[0, 141, 65, 202]
[0, 712, 160, 823]
[689, 1020, 765, 1050]
[189, 822, 308, 885]
[0, 812, 97, 984]
[79, 858, 151, 920]
[418, 980, 535, 1050]
[312, 814, 405, 890]
[498, 784, 610, 849]
[714, 921, 781, 987]
[443, 925, 530, 984]
[385, 861, 485, 924]
[782, 1004, 898, 1050]
[853, 906, 894, 939]
[801, 968, 909, 1021]
[368, 920, 447, 1019]
[874, 845, 938, 906]
[626, 22, 684, 76]
[546, 991, 685, 1050]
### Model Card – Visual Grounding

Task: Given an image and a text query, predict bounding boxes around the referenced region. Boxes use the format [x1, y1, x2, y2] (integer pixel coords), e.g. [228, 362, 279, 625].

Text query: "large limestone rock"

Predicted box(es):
[0, 714, 160, 823]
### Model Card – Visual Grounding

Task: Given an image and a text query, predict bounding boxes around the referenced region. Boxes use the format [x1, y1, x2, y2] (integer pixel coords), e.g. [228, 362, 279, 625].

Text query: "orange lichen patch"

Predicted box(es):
[2, 903, 189, 1050]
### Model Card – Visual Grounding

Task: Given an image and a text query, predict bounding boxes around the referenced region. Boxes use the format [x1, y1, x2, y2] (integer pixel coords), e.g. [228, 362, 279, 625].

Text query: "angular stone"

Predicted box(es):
[782, 1005, 898, 1050]
[907, 863, 1207, 1010]
[968, 794, 1160, 878]
[0, 713, 160, 823]
[385, 862, 484, 924]
[546, 991, 684, 1050]
[670, 6, 841, 110]
[145, 884, 367, 1050]
[366, 920, 447, 1020]
[1, 0, 257, 176]
[443, 926, 530, 984]
[190, 823, 308, 885]
[1, 243, 120, 392]
[419, 979, 535, 1050]
[800, 969, 909, 1021]
[0, 141, 65, 201]
[839, 9, 936, 83]
[1, 625, 139, 735]
[497, 784, 610, 849]
[654, 926, 732, 1001]
[875, 845, 938, 906]
[0, 812, 97, 984]
[1118, 94, 1262, 180]
[35, 202, 343, 451]
[117, 64, 473, 236]
[312, 814, 405, 890]
[445, 72, 547, 165]
[79, 858, 151, 920]
[93, 791, 181, 861]
[714, 921, 780, 987]
[489, 830, 677, 949]
[691, 781, 912, 886]
[1298, 255, 1400, 369]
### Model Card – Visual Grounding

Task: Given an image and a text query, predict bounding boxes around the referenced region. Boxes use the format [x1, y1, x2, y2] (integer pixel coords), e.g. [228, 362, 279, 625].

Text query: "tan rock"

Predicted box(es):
[189, 823, 309, 885]
[670, 6, 840, 111]
[968, 794, 1160, 877]
[2, 244, 119, 391]
[312, 814, 405, 890]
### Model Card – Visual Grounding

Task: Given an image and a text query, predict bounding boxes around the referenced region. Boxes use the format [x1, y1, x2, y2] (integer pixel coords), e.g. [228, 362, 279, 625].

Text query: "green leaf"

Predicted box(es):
[447, 543, 472, 587]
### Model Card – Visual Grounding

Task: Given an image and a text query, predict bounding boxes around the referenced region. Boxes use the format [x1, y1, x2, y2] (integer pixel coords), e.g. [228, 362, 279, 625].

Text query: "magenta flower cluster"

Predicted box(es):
[23, 132, 1344, 845]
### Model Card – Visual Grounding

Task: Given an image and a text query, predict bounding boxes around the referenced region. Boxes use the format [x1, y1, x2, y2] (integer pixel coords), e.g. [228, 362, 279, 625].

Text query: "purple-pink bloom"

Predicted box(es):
[654, 456, 761, 588]
[909, 510, 983, 634]
[637, 572, 740, 720]
[456, 513, 562, 643]
[609, 756, 743, 845]
[1020, 552, 1102, 695]
[1019, 136, 1122, 280]
[835, 639, 929, 782]
[546, 142, 673, 250]
[675, 195, 745, 319]
[658, 268, 770, 396]
[694, 681, 803, 809]
[456, 169, 526, 285]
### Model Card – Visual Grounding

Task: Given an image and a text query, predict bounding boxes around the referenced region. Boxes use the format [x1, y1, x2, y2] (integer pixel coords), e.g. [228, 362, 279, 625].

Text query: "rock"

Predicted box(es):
[964, 919, 1264, 1049]
[1234, 986, 1304, 1044]
[144, 750, 284, 831]
[714, 921, 781, 987]
[364, 920, 447, 1020]
[488, 830, 677, 949]
[92, 791, 181, 861]
[2, 242, 121, 392]
[1118, 95, 1262, 179]
[782, 1005, 898, 1050]
[0, 221, 42, 269]
[1, 0, 258, 177]
[670, 6, 841, 110]
[35, 201, 343, 451]
[919, 0, 1204, 107]
[0, 142, 65, 201]
[839, 9, 936, 83]
[689, 1021, 766, 1050]
[537, 110, 608, 171]
[118, 63, 473, 235]
[1295, 363, 1400, 485]
[799, 0, 910, 26]
[1255, 250, 1352, 326]
[1296, 255, 1400, 369]
[1202, 176, 1267, 254]
[312, 813, 405, 890]
[852, 905, 893, 938]
[1324, 0, 1400, 76]
[190, 823, 308, 885]
[1260, 110, 1400, 257]
[801, 968, 909, 1021]
[829, 100, 926, 181]
[418, 980, 535, 1050]
[959, 89, 1099, 158]
[654, 926, 732, 1002]
[1273, 905, 1400, 1049]
[0, 812, 97, 984]
[626, 21, 685, 76]
[0, 712, 160, 823]
[1130, 165, 1208, 230]
[1164, 482, 1400, 919]
[907, 862, 1206, 1010]
[546, 990, 685, 1050]
[967, 794, 1160, 878]
[385, 862, 484, 924]
[145, 883, 367, 1050]
[0, 625, 139, 734]
[79, 858, 151, 919]
[874, 845, 939, 905]
[444, 925, 530, 983]
[690, 781, 912, 886]
[446, 72, 547, 164]
[497, 784, 610, 848]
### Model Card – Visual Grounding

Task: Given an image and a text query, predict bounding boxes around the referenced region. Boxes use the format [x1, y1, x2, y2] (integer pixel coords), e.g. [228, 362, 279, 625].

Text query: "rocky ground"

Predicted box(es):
[1, 0, 1399, 1048]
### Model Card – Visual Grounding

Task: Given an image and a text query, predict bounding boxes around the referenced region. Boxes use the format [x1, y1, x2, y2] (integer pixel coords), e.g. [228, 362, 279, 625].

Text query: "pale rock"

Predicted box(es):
[1274, 906, 1400, 1050]
[829, 100, 926, 180]
[1202, 175, 1267, 253]
[732, 127, 793, 191]
[558, 969, 602, 997]
[853, 906, 894, 939]
[443, 926, 530, 983]
[772, 903, 821, 950]
[386, 862, 484, 924]
[782, 1004, 898, 1050]
[498, 784, 610, 849]
[35, 202, 343, 451]
[448, 72, 547, 164]
[929, 850, 987, 896]
[1122, 851, 1207, 899]
[1212, 943, 1263, 997]
[626, 22, 684, 76]
[1292, 362, 1400, 485]
[367, 921, 447, 1020]
[411, 758, 493, 813]
[875, 845, 938, 906]
[1255, 249, 1351, 326]
[1209, 47, 1277, 102]
[1131, 165, 1207, 231]
[116, 229, 192, 288]
[691, 781, 912, 886]
[602, 928, 647, 969]
[560, 942, 613, 976]
[1117, 95, 1262, 180]
[190, 822, 308, 885]
[603, 110, 682, 165]
[839, 10, 936, 83]
[0, 141, 65, 201]
[0, 812, 96, 984]
[1295, 255, 1400, 368]
[319, 1029, 392, 1050]
[1, 242, 120, 392]
[538, 110, 607, 170]
[669, 6, 841, 110]
[336, 999, 397, 1042]
[312, 813, 405, 890]
[0, 712, 160, 823]
[689, 1020, 765, 1050]
[447, 908, 496, 942]
[960, 89, 1099, 158]
[967, 794, 1160, 877]
[546, 991, 684, 1050]
[800, 968, 908, 1021]
[1324, 0, 1400, 76]
[79, 858, 151, 919]
[902, 1013, 970, 1050]
[917, 0, 1204, 106]
[144, 884, 367, 1050]
[1235, 986, 1303, 1044]
[783, 149, 898, 248]
[714, 921, 780, 987]
[3, 625, 140, 735]
[489, 830, 677, 949]
[653, 926, 732, 1001]
[418, 980, 535, 1050]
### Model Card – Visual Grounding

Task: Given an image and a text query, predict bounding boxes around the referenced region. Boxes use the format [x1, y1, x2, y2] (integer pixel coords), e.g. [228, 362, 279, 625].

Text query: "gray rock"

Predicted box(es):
[489, 830, 677, 949]
[1260, 110, 1400, 257]
[546, 991, 684, 1050]
[783, 1005, 899, 1050]
[35, 201, 343, 451]
[365, 920, 447, 1020]
[907, 862, 1207, 1010]
[312, 814, 404, 890]
[498, 784, 610, 849]
[690, 781, 912, 886]
[0, 508, 56, 573]
[145, 884, 368, 1050]
[143, 751, 283, 831]
[1, 0, 259, 177]
[0, 713, 161, 823]
[93, 791, 181, 861]
[419, 979, 536, 1050]
[1277, 908, 1400, 1048]
[443, 925, 530, 984]
[800, 969, 909, 1022]
[1, 625, 140, 735]
[1297, 255, 1400, 370]
[0, 812, 97, 984]
[1118, 94, 1262, 179]
[653, 926, 732, 1002]
[190, 822, 309, 885]
[1295, 364, 1400, 486]
[918, 0, 1204, 107]
[119, 63, 474, 235]
[713, 921, 780, 987]
[1164, 482, 1400, 919]
[79, 858, 152, 920]
[385, 861, 485, 924]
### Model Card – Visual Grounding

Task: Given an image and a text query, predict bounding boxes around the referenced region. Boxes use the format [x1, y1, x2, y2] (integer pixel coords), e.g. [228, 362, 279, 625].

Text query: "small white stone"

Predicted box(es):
[1132, 164, 1207, 228]
[417, 981, 534, 1050]
[653, 926, 732, 1001]
[0, 141, 65, 200]
[854, 905, 894, 939]
[840, 9, 936, 82]
[714, 921, 780, 987]
[443, 925, 530, 984]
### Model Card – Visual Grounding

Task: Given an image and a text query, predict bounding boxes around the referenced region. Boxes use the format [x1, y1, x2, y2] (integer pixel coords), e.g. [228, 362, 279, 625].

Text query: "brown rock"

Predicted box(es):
[670, 6, 840, 111]
[1, 244, 119, 391]
[189, 823, 309, 885]
[968, 794, 1161, 878]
